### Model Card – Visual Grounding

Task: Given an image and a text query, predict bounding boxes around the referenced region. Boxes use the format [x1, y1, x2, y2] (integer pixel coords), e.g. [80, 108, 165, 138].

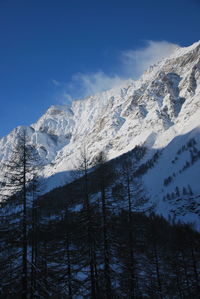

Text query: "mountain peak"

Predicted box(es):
[169, 40, 200, 59]
[1, 40, 200, 227]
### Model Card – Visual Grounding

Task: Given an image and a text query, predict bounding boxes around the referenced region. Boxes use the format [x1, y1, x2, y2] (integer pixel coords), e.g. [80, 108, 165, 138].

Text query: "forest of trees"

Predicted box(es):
[0, 131, 200, 298]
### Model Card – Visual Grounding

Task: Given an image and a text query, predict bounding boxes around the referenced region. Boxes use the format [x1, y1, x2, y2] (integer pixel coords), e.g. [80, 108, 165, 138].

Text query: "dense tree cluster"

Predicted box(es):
[0, 138, 200, 298]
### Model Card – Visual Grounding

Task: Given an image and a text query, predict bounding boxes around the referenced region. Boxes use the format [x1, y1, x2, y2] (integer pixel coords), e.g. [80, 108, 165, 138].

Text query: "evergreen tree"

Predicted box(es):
[0, 128, 41, 298]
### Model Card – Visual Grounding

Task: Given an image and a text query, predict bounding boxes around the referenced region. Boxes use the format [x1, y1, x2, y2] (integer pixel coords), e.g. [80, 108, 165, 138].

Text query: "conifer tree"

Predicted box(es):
[0, 128, 41, 298]
[76, 147, 99, 298]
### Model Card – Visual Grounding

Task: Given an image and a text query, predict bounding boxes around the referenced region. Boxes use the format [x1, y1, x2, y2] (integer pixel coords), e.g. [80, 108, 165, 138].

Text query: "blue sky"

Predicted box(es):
[0, 0, 200, 136]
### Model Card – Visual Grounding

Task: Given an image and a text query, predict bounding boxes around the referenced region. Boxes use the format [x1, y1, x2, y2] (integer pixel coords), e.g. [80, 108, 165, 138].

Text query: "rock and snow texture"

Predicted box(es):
[1, 40, 200, 226]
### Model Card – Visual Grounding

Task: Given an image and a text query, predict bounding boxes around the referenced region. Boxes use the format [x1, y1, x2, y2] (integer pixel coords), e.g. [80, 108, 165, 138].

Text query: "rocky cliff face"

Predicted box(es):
[1, 41, 200, 226]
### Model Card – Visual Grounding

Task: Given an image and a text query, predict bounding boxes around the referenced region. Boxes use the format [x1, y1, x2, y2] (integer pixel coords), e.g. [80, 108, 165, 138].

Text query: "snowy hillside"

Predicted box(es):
[1, 40, 200, 226]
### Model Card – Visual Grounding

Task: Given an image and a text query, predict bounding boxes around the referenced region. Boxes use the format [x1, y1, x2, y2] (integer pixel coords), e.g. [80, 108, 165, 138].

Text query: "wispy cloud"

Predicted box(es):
[121, 40, 179, 78]
[51, 79, 61, 86]
[67, 71, 126, 98]
[53, 40, 179, 102]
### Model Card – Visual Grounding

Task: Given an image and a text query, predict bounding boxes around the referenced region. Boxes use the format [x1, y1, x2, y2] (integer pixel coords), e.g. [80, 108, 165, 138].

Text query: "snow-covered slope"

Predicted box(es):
[1, 41, 200, 226]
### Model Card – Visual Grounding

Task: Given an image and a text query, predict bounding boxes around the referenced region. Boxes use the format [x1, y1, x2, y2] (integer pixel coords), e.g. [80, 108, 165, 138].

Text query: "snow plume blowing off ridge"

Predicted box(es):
[121, 40, 179, 78]
[53, 40, 179, 103]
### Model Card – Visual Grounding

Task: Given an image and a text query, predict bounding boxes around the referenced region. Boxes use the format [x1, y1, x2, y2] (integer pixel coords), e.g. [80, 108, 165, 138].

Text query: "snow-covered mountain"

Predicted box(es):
[1, 41, 200, 227]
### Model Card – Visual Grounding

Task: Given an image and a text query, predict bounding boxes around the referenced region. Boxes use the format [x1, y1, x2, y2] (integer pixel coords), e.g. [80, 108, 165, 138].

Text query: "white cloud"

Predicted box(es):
[66, 71, 126, 98]
[51, 79, 61, 86]
[56, 40, 179, 102]
[121, 40, 179, 78]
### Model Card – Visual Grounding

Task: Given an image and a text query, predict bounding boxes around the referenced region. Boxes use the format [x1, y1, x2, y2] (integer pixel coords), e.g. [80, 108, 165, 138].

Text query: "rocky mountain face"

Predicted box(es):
[1, 41, 200, 227]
